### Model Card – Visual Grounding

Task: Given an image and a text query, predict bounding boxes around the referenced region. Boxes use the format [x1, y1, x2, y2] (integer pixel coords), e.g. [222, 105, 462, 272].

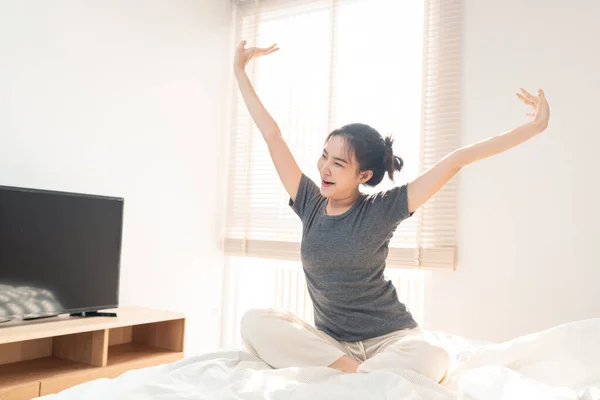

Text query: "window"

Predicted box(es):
[224, 0, 461, 270]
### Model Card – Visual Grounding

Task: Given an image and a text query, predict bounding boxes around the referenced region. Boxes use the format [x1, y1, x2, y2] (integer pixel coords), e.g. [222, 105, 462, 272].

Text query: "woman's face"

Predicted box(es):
[317, 135, 371, 199]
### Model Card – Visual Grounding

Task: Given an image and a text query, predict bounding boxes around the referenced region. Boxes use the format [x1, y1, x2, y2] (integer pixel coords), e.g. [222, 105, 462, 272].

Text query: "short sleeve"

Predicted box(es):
[368, 184, 414, 226]
[289, 174, 322, 221]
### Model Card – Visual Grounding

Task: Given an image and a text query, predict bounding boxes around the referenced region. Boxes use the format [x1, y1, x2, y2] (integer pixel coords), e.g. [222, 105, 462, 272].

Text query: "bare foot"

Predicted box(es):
[328, 355, 360, 373]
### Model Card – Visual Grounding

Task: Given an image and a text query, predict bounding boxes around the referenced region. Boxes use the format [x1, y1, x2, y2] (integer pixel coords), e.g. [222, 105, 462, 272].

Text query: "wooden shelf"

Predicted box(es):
[0, 307, 184, 345]
[0, 307, 185, 400]
[107, 343, 182, 367]
[0, 357, 94, 390]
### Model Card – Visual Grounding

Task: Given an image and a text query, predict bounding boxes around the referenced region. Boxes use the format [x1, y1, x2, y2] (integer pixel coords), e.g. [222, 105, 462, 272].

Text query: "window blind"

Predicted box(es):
[224, 0, 461, 270]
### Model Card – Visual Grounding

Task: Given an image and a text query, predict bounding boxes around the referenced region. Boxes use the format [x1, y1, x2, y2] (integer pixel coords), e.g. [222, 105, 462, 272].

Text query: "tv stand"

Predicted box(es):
[0, 307, 185, 399]
[69, 311, 118, 318]
[22, 314, 59, 321]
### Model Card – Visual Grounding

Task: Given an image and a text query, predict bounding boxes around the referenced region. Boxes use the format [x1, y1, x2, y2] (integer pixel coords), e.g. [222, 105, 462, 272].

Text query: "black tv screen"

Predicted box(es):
[0, 185, 123, 321]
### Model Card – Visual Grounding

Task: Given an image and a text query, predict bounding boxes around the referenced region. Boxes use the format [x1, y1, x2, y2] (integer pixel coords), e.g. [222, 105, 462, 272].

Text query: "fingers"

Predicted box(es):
[519, 88, 548, 120]
[257, 43, 280, 55]
[266, 46, 280, 55]
[517, 87, 548, 109]
[516, 92, 532, 103]
[239, 41, 279, 56]
[537, 89, 548, 104]
[536, 89, 550, 117]
[519, 88, 538, 102]
[516, 92, 536, 108]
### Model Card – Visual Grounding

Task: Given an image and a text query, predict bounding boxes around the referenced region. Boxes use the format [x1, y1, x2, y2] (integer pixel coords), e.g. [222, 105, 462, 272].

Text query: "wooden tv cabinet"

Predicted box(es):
[0, 307, 185, 400]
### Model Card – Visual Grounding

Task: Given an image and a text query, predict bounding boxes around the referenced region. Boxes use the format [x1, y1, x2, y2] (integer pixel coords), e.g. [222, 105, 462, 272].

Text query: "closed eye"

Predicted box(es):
[322, 150, 347, 168]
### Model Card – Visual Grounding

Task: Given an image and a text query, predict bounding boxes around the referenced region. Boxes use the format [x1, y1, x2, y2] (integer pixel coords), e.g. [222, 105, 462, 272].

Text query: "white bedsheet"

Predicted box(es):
[40, 318, 600, 400]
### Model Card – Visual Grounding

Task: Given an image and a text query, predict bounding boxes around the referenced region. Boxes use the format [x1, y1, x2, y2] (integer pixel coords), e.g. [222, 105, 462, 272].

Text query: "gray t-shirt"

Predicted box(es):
[289, 173, 418, 342]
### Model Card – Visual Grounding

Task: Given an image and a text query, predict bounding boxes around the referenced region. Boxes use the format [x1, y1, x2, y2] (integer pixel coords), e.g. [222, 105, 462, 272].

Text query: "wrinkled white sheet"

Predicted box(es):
[40, 318, 600, 400]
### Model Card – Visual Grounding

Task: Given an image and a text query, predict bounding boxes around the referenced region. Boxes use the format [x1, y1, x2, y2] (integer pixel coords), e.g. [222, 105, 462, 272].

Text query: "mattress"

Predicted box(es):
[39, 318, 600, 400]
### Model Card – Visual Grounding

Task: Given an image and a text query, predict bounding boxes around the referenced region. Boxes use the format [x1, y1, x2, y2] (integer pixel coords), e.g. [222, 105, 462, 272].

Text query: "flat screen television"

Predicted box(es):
[0, 185, 123, 322]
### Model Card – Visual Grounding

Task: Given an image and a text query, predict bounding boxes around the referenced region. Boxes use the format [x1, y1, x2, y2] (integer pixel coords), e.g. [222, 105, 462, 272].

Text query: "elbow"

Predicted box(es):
[262, 127, 282, 144]
[449, 149, 467, 171]
[264, 129, 284, 146]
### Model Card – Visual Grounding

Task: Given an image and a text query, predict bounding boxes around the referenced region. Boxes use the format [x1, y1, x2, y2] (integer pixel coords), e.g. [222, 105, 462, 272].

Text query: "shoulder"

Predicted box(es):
[289, 173, 324, 220]
[362, 184, 412, 224]
[364, 184, 408, 205]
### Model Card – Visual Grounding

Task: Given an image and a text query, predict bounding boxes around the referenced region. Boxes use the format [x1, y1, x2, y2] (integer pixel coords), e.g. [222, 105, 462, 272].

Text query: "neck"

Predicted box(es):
[326, 189, 360, 215]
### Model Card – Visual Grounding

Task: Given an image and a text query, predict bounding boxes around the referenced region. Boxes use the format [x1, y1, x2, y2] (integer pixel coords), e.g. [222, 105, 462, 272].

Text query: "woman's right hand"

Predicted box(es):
[234, 40, 279, 72]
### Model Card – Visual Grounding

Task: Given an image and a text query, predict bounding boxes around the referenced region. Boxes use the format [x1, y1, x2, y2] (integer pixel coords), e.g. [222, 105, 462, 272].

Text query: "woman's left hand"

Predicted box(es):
[407, 88, 551, 213]
[517, 88, 550, 132]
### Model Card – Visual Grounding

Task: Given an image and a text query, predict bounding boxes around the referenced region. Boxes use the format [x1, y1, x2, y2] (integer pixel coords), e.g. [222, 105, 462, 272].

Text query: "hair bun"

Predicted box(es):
[384, 135, 394, 149]
[382, 135, 403, 181]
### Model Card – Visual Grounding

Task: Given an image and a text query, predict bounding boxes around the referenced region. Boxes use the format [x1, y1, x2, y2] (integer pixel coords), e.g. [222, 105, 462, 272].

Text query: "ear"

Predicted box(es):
[358, 170, 373, 184]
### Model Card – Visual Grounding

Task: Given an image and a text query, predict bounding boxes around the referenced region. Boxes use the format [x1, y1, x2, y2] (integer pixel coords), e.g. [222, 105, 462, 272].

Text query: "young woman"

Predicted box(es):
[233, 41, 550, 383]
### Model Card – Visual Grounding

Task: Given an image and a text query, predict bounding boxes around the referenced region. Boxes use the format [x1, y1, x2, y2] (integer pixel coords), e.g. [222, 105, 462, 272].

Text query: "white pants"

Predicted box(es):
[240, 308, 450, 383]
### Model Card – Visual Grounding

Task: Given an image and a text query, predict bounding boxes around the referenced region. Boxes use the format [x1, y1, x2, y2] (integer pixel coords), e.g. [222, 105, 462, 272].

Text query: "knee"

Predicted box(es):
[418, 342, 450, 383]
[239, 308, 274, 343]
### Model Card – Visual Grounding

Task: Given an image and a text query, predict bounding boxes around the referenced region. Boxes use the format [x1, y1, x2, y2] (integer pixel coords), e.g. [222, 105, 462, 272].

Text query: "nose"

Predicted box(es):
[320, 161, 332, 176]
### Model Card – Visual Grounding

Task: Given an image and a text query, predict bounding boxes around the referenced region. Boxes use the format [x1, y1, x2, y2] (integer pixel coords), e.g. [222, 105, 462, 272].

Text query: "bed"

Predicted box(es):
[39, 318, 600, 400]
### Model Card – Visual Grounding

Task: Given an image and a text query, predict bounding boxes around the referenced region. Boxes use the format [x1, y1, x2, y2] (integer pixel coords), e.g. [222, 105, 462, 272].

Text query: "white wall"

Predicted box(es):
[0, 1, 233, 355]
[424, 0, 600, 342]
[5, 0, 596, 351]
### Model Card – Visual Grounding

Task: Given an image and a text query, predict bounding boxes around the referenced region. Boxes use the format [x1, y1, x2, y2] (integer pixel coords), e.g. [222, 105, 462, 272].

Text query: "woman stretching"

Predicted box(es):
[233, 41, 550, 383]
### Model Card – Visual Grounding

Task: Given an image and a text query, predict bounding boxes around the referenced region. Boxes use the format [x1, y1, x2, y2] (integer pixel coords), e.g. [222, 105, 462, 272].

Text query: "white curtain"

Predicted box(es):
[224, 0, 462, 270]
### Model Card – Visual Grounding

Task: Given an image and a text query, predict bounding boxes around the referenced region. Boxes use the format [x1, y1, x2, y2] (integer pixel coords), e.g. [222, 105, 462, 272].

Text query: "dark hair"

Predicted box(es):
[325, 123, 404, 187]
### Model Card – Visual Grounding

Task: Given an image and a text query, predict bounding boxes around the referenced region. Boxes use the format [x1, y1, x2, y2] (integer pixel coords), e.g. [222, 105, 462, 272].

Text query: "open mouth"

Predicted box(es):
[322, 179, 335, 188]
